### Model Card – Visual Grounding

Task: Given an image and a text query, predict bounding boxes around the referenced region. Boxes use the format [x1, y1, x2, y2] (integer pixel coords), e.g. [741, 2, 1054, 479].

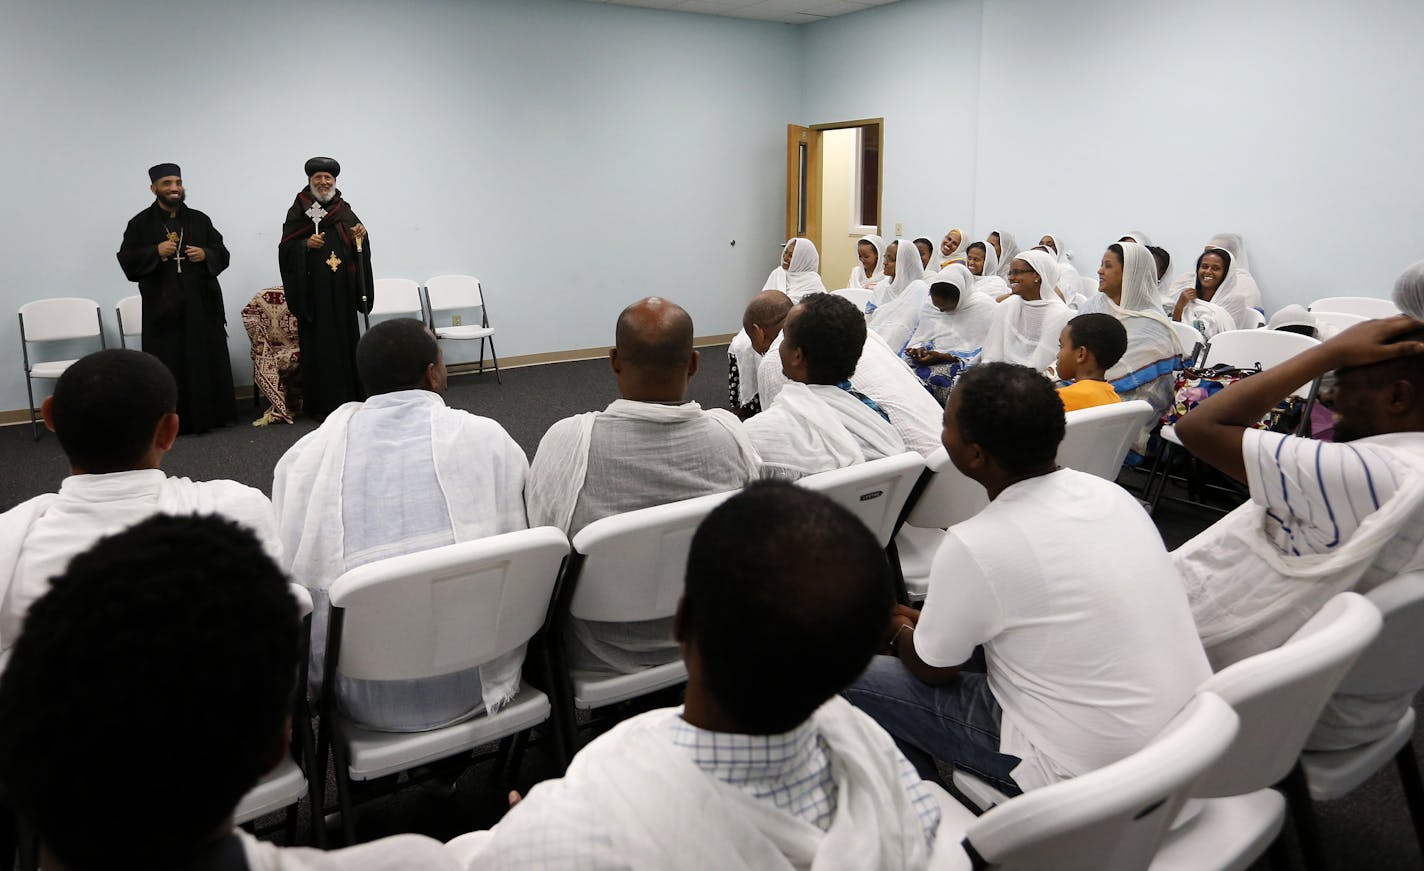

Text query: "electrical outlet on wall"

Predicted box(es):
[895, 221, 903, 236]
[452, 314, 462, 326]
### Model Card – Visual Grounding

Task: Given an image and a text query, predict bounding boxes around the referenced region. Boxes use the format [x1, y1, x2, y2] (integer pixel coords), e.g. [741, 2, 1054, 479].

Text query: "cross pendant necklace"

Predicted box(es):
[326, 251, 342, 273]
[165, 225, 184, 273]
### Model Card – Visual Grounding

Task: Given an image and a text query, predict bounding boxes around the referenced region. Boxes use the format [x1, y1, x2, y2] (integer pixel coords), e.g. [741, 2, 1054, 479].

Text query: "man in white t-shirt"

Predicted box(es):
[0, 350, 278, 660]
[844, 362, 1210, 794]
[1174, 315, 1424, 749]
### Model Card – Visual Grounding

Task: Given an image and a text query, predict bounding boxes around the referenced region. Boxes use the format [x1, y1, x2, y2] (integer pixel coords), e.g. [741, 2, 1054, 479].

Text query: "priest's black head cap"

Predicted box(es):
[147, 163, 180, 183]
[305, 156, 340, 178]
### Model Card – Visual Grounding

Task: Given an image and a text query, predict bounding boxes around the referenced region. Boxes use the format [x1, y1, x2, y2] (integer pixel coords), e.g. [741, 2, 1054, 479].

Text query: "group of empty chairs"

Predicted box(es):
[366, 274, 501, 382]
[16, 273, 500, 438]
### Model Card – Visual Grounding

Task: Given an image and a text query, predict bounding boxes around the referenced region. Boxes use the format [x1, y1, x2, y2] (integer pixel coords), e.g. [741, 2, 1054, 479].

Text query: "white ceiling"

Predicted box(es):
[579, 0, 899, 25]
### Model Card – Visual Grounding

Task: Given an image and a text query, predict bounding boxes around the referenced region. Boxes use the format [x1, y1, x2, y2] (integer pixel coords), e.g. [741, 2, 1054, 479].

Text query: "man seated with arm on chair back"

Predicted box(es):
[0, 514, 470, 870]
[746, 293, 906, 479]
[844, 362, 1208, 795]
[463, 482, 941, 870]
[526, 296, 760, 676]
[272, 317, 528, 733]
[1173, 315, 1424, 750]
[0, 349, 277, 665]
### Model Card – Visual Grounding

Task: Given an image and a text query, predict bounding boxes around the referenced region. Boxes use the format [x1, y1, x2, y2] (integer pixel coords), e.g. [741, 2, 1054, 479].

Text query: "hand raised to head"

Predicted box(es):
[1326, 315, 1424, 369]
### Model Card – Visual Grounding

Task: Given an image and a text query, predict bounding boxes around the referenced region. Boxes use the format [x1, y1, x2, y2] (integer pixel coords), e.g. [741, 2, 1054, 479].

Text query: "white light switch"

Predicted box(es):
[895, 222, 903, 236]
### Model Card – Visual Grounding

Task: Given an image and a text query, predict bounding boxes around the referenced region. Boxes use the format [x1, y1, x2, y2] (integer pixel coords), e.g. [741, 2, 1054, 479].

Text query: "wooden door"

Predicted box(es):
[785, 124, 822, 253]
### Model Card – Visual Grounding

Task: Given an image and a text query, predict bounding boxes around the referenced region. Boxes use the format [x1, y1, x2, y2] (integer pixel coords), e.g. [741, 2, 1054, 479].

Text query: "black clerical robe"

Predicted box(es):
[277, 189, 374, 421]
[116, 202, 237, 434]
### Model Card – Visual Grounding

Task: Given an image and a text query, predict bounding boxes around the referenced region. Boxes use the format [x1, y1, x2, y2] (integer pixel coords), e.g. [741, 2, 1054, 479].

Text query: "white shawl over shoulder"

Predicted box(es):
[470, 698, 932, 871]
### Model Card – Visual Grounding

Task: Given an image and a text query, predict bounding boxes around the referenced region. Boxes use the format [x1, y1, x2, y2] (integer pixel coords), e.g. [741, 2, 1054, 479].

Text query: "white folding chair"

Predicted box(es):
[833, 287, 873, 311]
[1300, 572, 1424, 862]
[934, 693, 1239, 871]
[18, 297, 105, 439]
[1149, 592, 1382, 871]
[1309, 309, 1366, 339]
[1310, 296, 1401, 319]
[367, 278, 425, 321]
[115, 294, 142, 349]
[891, 447, 988, 602]
[235, 585, 323, 846]
[318, 527, 569, 843]
[799, 452, 927, 603]
[1057, 400, 1156, 481]
[553, 490, 736, 756]
[425, 274, 500, 383]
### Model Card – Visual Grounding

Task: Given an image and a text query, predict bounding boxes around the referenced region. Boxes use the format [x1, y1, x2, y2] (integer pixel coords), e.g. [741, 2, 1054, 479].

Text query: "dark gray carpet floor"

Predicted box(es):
[1, 346, 1421, 867]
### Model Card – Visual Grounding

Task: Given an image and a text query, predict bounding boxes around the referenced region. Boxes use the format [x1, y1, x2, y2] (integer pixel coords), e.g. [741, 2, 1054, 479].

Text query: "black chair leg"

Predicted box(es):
[1280, 762, 1327, 871]
[489, 337, 502, 384]
[885, 539, 910, 606]
[25, 375, 40, 441]
[1394, 740, 1424, 862]
[328, 729, 358, 847]
[478, 337, 486, 376]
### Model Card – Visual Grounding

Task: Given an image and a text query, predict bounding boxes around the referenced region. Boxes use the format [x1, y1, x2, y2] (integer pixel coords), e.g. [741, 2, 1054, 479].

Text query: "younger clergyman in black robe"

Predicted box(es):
[277, 157, 374, 421]
[116, 164, 237, 435]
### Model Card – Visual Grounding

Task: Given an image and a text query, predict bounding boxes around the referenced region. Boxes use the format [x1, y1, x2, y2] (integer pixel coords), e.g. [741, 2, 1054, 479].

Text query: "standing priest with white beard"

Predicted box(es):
[278, 156, 374, 421]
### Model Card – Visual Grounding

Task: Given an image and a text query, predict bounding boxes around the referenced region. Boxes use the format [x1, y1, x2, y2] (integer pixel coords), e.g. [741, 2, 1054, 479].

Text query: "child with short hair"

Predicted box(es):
[1057, 313, 1128, 412]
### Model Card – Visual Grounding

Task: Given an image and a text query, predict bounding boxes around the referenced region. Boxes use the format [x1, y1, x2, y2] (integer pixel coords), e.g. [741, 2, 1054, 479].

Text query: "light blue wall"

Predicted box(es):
[805, 0, 1424, 311]
[0, 0, 802, 413]
[802, 0, 982, 248]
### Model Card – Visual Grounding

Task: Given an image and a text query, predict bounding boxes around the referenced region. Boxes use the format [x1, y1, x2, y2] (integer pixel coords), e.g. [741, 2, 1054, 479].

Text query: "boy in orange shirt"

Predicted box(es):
[1056, 313, 1127, 412]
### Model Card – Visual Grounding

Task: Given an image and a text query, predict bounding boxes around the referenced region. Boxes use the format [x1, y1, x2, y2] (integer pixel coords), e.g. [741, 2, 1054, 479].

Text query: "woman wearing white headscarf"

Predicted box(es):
[1170, 246, 1261, 332]
[988, 229, 1020, 279]
[1039, 233, 1084, 307]
[1119, 229, 1154, 246]
[731, 238, 828, 414]
[847, 234, 885, 290]
[763, 238, 827, 301]
[902, 264, 997, 403]
[936, 228, 967, 271]
[1077, 242, 1183, 418]
[1164, 232, 1264, 320]
[865, 238, 929, 355]
[1393, 259, 1424, 318]
[980, 249, 1071, 374]
[964, 239, 1009, 299]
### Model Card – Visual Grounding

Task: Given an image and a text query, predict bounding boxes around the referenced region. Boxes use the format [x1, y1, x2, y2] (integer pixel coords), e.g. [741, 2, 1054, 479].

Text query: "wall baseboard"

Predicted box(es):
[1, 334, 735, 428]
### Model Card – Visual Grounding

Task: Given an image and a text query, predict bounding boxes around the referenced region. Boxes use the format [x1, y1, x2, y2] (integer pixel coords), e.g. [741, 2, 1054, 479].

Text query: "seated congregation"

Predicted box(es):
[1, 244, 1423, 868]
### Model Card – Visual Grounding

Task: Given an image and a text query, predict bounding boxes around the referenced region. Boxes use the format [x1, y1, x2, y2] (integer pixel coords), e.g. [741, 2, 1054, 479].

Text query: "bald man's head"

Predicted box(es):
[614, 297, 695, 373]
[743, 290, 791, 355]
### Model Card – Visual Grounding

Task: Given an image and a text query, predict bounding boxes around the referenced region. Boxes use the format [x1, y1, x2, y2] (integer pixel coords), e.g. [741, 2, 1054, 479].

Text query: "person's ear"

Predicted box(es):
[687, 348, 700, 378]
[672, 596, 687, 643]
[1076, 346, 1091, 365]
[749, 323, 764, 347]
[1387, 379, 1416, 415]
[608, 347, 620, 374]
[39, 396, 57, 433]
[154, 412, 180, 451]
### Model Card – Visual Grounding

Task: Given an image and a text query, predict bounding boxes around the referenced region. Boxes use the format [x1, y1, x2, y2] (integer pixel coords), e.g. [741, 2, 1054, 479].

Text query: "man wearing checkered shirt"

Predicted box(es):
[459, 482, 942, 870]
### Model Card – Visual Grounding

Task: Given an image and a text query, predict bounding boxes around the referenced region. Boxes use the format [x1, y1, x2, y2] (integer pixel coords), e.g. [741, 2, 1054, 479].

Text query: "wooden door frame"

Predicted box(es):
[786, 118, 884, 255]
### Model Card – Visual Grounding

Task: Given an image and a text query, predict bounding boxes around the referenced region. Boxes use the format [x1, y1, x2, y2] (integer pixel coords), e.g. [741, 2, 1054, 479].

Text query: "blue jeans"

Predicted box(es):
[843, 654, 1022, 795]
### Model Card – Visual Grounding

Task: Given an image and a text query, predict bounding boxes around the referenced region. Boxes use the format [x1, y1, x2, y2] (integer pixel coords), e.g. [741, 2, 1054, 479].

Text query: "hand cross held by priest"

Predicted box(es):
[116, 163, 237, 435]
[278, 156, 374, 421]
